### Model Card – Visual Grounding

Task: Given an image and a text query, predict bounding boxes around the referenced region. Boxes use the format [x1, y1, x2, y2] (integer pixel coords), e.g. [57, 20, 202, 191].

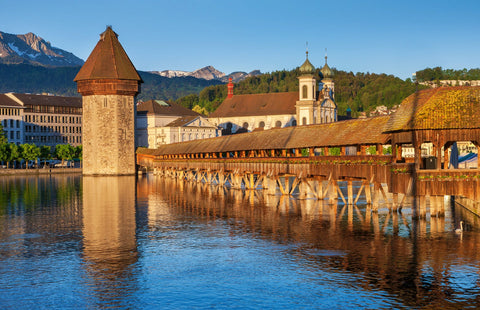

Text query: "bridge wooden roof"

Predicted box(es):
[139, 116, 390, 156]
[384, 86, 480, 132]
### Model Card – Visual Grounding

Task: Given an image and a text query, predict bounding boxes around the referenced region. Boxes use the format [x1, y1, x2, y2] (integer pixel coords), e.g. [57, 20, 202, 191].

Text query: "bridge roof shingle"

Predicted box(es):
[384, 86, 480, 132]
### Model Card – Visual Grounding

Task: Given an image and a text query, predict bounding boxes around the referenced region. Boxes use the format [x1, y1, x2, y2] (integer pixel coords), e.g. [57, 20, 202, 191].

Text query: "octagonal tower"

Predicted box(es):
[74, 26, 142, 175]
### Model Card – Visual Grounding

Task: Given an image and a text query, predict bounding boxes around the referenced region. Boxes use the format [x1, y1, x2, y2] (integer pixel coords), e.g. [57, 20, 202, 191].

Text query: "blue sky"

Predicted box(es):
[1, 0, 479, 79]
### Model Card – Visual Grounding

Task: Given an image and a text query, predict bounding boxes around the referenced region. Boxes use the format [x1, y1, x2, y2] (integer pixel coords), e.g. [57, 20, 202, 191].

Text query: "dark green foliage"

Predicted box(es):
[0, 124, 7, 145]
[0, 64, 221, 100]
[416, 67, 480, 82]
[137, 73, 222, 102]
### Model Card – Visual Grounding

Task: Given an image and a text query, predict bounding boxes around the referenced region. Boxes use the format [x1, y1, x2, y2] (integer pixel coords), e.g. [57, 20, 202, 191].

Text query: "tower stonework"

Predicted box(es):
[74, 27, 142, 175]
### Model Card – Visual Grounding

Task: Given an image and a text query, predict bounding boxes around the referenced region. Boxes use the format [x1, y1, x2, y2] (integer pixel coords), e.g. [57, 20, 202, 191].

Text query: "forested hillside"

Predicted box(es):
[0, 64, 221, 101]
[416, 67, 480, 82]
[176, 68, 424, 116]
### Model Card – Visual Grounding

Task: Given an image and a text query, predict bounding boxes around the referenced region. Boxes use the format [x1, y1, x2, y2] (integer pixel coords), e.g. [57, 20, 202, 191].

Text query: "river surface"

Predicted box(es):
[0, 174, 479, 309]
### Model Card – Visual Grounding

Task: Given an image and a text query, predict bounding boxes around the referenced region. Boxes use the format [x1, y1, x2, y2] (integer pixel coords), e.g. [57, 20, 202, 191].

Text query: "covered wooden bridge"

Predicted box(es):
[137, 86, 480, 217]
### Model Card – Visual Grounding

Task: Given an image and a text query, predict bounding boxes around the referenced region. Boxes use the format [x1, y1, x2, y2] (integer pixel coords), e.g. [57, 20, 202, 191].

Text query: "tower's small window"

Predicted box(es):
[302, 85, 308, 99]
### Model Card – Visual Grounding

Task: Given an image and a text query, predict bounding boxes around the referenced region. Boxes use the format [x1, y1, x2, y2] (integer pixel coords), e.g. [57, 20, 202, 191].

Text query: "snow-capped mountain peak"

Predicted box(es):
[0, 30, 84, 67]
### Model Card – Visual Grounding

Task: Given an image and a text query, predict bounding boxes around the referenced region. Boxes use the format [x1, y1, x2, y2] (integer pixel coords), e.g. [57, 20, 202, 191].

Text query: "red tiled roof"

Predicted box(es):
[74, 27, 142, 82]
[209, 92, 298, 117]
[137, 100, 201, 117]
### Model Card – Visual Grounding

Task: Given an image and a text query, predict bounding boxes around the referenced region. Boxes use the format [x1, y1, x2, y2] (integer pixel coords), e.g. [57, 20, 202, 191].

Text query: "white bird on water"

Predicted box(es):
[455, 221, 464, 234]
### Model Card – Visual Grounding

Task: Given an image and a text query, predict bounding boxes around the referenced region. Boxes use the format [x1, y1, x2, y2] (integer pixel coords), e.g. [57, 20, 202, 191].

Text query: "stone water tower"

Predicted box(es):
[74, 26, 142, 175]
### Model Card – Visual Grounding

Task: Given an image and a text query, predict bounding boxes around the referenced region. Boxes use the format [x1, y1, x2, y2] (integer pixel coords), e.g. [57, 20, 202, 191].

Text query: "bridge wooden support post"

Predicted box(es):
[413, 196, 427, 219]
[392, 193, 399, 212]
[298, 179, 309, 199]
[372, 182, 380, 212]
[230, 172, 243, 189]
[420, 196, 427, 219]
[430, 195, 437, 217]
[364, 180, 372, 205]
[243, 173, 256, 190]
[347, 180, 353, 205]
[329, 180, 338, 205]
[218, 170, 226, 186]
[264, 176, 277, 196]
[206, 171, 213, 184]
[438, 195, 445, 217]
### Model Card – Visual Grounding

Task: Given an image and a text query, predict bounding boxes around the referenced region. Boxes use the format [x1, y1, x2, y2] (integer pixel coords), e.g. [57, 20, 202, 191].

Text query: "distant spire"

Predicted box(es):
[306, 41, 309, 59]
[325, 48, 328, 64]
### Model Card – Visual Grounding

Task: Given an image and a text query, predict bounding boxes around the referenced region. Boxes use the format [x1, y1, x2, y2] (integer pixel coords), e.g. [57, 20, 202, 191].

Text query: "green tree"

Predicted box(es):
[39, 145, 52, 167]
[55, 144, 75, 166]
[21, 143, 41, 169]
[0, 123, 7, 145]
[74, 145, 82, 168]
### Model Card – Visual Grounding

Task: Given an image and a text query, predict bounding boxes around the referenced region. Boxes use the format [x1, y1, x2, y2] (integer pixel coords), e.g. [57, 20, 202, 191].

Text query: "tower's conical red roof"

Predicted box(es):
[74, 26, 142, 82]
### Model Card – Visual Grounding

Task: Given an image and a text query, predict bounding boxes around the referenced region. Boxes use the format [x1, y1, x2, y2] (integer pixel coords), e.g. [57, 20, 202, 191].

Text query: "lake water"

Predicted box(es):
[0, 174, 479, 309]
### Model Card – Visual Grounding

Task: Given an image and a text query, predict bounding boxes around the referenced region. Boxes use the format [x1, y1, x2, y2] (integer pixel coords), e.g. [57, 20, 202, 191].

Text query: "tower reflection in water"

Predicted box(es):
[81, 176, 138, 307]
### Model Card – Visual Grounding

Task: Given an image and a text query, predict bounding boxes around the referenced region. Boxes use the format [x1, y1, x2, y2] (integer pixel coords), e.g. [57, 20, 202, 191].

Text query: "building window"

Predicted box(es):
[243, 122, 249, 129]
[302, 117, 307, 125]
[259, 121, 265, 128]
[292, 120, 297, 126]
[302, 85, 308, 99]
[275, 121, 282, 128]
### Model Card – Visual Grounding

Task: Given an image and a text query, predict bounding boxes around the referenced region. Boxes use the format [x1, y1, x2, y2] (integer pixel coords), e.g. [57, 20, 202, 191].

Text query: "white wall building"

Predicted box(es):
[136, 100, 220, 148]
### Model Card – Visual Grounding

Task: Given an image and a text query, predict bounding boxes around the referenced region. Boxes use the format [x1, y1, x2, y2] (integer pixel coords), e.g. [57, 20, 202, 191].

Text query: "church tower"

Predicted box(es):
[295, 51, 317, 125]
[74, 27, 142, 175]
[319, 53, 337, 123]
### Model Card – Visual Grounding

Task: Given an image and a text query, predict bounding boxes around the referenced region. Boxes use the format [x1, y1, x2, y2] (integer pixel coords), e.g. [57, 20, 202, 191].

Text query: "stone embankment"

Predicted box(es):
[0, 168, 82, 176]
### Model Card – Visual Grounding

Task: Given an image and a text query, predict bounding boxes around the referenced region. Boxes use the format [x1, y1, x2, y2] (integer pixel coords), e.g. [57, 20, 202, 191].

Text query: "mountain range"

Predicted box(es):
[0, 31, 84, 67]
[151, 66, 262, 82]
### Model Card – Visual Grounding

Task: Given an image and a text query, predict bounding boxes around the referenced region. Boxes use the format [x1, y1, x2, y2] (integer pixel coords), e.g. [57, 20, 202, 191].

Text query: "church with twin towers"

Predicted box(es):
[209, 50, 338, 134]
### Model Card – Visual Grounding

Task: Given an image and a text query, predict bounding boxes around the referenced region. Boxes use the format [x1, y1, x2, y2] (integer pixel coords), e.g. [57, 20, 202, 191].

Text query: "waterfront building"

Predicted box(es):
[0, 94, 24, 145]
[75, 26, 142, 175]
[136, 100, 220, 148]
[209, 52, 337, 133]
[0, 93, 82, 147]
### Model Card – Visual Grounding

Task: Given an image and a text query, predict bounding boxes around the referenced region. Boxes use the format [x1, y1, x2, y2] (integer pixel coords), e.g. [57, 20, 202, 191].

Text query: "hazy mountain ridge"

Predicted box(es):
[0, 31, 84, 67]
[151, 66, 261, 82]
[0, 63, 221, 101]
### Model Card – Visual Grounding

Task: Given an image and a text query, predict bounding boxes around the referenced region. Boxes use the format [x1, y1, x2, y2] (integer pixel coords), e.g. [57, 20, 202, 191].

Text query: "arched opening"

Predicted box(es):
[302, 117, 307, 125]
[243, 122, 249, 129]
[275, 120, 282, 128]
[259, 121, 265, 128]
[302, 85, 308, 99]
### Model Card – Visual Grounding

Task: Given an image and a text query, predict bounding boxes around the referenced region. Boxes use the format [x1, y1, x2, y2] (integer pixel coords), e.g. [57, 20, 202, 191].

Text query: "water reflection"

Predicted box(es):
[82, 176, 138, 308]
[136, 175, 480, 308]
[1, 174, 479, 308]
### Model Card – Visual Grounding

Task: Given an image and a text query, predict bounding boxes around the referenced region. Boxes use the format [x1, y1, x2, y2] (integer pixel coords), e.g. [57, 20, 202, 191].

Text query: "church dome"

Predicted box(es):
[321, 62, 333, 79]
[299, 52, 315, 75]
